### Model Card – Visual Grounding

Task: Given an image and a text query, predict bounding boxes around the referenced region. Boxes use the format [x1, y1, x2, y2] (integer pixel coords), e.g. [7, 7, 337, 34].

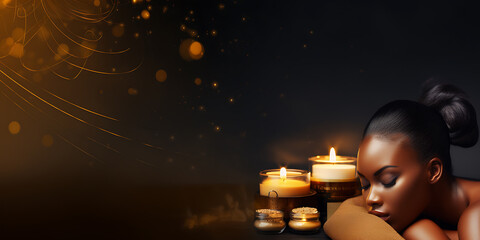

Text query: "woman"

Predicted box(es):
[324, 82, 480, 239]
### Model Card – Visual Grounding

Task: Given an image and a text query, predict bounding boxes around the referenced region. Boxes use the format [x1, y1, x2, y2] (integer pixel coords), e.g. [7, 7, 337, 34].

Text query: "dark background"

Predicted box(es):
[0, 0, 480, 238]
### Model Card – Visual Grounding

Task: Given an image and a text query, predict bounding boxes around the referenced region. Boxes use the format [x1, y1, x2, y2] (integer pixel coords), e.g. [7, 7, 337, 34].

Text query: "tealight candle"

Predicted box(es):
[259, 168, 310, 197]
[254, 209, 286, 234]
[288, 207, 321, 233]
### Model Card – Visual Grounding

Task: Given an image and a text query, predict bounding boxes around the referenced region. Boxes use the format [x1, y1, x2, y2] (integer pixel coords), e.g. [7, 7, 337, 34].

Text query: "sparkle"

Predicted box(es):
[211, 29, 217, 36]
[214, 125, 221, 132]
[212, 81, 218, 89]
[228, 97, 234, 103]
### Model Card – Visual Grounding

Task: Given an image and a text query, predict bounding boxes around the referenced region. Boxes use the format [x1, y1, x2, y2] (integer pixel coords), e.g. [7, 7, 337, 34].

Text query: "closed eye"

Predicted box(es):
[382, 176, 398, 188]
[360, 184, 370, 190]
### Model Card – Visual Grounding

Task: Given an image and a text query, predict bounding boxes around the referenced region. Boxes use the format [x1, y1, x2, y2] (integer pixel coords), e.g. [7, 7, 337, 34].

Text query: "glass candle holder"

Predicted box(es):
[309, 149, 360, 201]
[288, 207, 321, 233]
[259, 168, 310, 198]
[254, 209, 286, 234]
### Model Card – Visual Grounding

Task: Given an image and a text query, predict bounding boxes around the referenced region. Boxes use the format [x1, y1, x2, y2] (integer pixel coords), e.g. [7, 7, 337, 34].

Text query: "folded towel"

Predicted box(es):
[323, 196, 404, 240]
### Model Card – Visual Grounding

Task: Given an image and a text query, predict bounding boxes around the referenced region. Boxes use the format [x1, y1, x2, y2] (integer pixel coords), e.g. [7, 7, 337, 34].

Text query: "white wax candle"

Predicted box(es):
[311, 164, 356, 181]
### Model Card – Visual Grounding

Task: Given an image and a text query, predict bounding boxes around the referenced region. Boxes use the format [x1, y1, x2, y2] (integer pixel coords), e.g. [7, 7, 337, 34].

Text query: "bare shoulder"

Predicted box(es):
[456, 177, 480, 203]
[458, 201, 480, 240]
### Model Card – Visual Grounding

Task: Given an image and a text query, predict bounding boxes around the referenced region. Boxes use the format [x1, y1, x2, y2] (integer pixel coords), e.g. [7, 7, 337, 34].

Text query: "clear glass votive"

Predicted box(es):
[259, 168, 310, 198]
[254, 209, 286, 234]
[288, 207, 321, 233]
[309, 153, 360, 200]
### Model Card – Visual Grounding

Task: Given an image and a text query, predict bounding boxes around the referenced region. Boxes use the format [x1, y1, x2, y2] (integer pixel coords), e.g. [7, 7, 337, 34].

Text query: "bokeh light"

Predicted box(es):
[141, 10, 150, 20]
[112, 23, 125, 37]
[179, 39, 204, 61]
[155, 69, 167, 82]
[8, 121, 21, 135]
[194, 77, 202, 85]
[128, 88, 139, 95]
[41, 134, 54, 147]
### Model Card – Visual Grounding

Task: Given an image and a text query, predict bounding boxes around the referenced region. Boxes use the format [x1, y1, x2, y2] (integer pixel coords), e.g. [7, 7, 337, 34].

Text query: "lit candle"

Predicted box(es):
[259, 167, 311, 197]
[288, 207, 321, 233]
[254, 209, 286, 234]
[311, 148, 356, 181]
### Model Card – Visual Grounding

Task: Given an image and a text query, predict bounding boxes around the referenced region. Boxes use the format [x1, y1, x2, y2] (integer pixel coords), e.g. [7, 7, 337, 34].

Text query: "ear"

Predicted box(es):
[426, 157, 443, 184]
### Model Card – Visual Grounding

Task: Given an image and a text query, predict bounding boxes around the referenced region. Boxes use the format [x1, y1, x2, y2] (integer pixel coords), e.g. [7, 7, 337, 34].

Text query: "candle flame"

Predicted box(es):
[280, 167, 287, 182]
[329, 147, 336, 162]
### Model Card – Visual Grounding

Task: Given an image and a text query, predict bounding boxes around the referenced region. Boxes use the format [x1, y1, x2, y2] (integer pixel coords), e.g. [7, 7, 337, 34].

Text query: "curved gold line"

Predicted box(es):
[0, 66, 130, 140]
[2, 63, 118, 121]
[40, 0, 128, 55]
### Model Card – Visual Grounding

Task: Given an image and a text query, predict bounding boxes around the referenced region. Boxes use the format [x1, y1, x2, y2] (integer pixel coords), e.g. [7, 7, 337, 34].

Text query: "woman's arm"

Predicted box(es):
[458, 201, 480, 240]
[402, 219, 450, 240]
[323, 196, 404, 240]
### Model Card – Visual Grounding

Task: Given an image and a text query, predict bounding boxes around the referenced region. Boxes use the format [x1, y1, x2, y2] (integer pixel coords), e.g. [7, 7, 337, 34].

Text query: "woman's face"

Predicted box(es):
[357, 134, 432, 232]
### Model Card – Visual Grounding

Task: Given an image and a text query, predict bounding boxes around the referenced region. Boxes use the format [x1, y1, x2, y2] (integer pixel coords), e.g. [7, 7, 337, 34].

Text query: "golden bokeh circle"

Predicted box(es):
[8, 121, 20, 135]
[41, 134, 54, 147]
[155, 69, 167, 82]
[141, 10, 150, 20]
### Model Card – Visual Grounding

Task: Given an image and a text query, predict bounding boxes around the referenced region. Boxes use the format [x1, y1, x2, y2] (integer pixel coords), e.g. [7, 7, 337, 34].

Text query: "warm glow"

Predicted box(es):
[280, 167, 287, 181]
[329, 147, 336, 162]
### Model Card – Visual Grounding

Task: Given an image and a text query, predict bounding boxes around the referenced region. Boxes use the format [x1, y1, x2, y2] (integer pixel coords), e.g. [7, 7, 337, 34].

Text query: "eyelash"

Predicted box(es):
[383, 177, 398, 188]
[360, 176, 398, 190]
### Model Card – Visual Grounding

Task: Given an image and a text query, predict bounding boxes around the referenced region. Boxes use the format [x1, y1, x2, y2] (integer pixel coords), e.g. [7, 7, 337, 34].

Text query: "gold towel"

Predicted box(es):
[323, 196, 404, 240]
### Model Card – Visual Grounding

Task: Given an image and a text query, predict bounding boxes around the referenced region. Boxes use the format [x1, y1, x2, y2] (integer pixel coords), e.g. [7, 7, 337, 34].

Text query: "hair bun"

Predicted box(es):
[419, 81, 478, 147]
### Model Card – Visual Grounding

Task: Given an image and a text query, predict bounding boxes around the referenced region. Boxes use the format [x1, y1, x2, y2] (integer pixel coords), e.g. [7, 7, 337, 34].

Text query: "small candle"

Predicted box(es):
[254, 209, 286, 234]
[288, 207, 321, 233]
[259, 168, 310, 197]
[311, 148, 356, 181]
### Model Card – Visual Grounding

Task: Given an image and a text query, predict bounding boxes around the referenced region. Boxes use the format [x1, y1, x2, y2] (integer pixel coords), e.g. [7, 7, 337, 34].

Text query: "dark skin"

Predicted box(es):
[357, 134, 480, 240]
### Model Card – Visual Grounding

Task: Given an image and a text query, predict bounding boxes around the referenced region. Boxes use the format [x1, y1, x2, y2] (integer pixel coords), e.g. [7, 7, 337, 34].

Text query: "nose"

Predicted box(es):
[365, 186, 383, 209]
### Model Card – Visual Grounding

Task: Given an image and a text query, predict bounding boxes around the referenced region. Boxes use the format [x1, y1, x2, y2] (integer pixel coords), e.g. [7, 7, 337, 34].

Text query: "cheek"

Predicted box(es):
[385, 173, 430, 230]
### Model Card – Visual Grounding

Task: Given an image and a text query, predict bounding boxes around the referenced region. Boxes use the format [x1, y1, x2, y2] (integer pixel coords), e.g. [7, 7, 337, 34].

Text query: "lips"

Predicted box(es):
[369, 210, 390, 222]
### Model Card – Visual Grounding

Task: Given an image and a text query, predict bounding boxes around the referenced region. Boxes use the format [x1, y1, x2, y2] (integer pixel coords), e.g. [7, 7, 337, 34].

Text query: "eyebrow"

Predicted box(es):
[357, 165, 398, 178]
[374, 165, 398, 176]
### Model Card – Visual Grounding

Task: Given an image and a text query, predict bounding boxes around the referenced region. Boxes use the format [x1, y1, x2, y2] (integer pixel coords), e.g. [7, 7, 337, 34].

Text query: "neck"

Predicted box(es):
[423, 174, 467, 227]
